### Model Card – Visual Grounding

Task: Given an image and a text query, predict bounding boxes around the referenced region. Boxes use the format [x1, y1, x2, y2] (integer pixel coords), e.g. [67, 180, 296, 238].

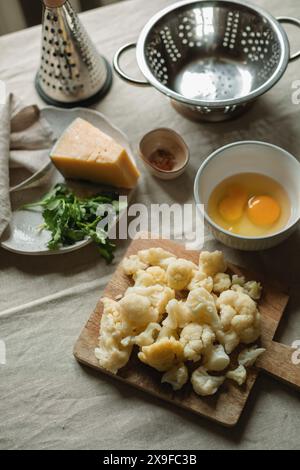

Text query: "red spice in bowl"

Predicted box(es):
[149, 148, 176, 171]
[139, 128, 189, 180]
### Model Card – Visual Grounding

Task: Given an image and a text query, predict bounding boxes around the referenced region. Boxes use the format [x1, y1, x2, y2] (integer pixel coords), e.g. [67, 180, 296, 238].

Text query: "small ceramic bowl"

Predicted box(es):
[194, 141, 300, 251]
[139, 128, 189, 180]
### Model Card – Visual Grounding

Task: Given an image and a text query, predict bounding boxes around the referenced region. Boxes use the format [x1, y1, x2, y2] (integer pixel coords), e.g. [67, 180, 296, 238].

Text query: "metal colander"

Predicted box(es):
[114, 0, 300, 121]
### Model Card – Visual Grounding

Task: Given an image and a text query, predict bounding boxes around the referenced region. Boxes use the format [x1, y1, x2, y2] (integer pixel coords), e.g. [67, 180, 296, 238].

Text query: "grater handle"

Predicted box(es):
[43, 0, 66, 6]
[113, 43, 150, 87]
[277, 17, 300, 62]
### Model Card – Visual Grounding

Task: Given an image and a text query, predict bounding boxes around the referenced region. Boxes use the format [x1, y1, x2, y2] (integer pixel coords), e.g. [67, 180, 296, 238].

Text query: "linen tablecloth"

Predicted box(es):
[1, 0, 300, 450]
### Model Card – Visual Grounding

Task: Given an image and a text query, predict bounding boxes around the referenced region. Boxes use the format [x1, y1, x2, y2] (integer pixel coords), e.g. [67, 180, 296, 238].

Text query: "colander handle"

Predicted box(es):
[113, 43, 150, 86]
[277, 17, 300, 62]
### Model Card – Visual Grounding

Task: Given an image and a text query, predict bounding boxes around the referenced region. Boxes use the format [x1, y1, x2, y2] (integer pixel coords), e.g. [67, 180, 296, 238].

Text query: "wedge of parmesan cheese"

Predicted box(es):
[50, 118, 140, 189]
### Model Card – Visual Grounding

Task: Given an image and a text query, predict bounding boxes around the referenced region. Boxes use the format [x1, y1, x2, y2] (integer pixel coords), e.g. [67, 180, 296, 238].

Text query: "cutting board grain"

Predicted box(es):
[74, 236, 297, 426]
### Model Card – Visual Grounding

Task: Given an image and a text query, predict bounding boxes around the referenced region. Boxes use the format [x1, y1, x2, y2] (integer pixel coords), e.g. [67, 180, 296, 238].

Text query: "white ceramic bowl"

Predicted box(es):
[194, 141, 300, 251]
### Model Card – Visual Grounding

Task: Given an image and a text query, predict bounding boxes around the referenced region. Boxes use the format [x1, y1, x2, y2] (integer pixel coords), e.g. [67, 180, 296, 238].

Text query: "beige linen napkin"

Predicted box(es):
[0, 94, 54, 237]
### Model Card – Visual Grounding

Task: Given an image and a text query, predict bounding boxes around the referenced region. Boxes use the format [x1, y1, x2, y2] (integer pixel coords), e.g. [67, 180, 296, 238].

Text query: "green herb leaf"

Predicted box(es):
[22, 183, 120, 262]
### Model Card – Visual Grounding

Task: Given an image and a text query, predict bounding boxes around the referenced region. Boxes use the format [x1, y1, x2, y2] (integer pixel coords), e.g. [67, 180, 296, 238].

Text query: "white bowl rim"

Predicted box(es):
[194, 140, 300, 241]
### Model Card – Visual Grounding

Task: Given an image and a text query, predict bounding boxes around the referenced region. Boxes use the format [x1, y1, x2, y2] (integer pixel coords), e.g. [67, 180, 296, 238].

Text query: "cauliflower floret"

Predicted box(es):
[217, 289, 260, 336]
[216, 329, 240, 354]
[238, 309, 261, 343]
[243, 281, 262, 300]
[159, 257, 179, 270]
[231, 314, 254, 333]
[133, 266, 167, 287]
[125, 284, 175, 321]
[231, 274, 246, 286]
[204, 344, 230, 371]
[186, 287, 220, 329]
[239, 326, 261, 344]
[187, 270, 213, 292]
[166, 258, 195, 290]
[238, 345, 266, 367]
[121, 322, 161, 348]
[99, 247, 264, 390]
[213, 273, 231, 294]
[191, 367, 225, 396]
[119, 293, 157, 330]
[163, 299, 192, 330]
[180, 323, 204, 362]
[122, 255, 148, 275]
[230, 276, 262, 300]
[179, 323, 215, 362]
[226, 365, 247, 385]
[201, 324, 216, 349]
[95, 298, 133, 374]
[231, 284, 245, 293]
[219, 304, 236, 330]
[157, 325, 179, 341]
[100, 297, 131, 336]
[240, 327, 259, 344]
[133, 270, 155, 287]
[138, 248, 176, 268]
[146, 266, 167, 285]
[217, 290, 257, 316]
[161, 363, 189, 390]
[199, 250, 227, 277]
[101, 297, 122, 321]
[138, 337, 184, 371]
[95, 340, 132, 375]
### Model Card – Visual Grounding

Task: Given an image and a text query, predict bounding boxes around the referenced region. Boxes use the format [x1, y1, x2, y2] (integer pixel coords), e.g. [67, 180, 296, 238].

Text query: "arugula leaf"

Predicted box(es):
[22, 183, 121, 262]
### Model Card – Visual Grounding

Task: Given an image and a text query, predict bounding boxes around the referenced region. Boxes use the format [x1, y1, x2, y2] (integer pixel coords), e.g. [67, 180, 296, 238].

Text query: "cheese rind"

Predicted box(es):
[50, 118, 140, 189]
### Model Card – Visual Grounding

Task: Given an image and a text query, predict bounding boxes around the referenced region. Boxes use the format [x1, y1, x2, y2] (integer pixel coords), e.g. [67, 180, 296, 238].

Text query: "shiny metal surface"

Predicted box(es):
[36, 0, 112, 107]
[115, 0, 300, 121]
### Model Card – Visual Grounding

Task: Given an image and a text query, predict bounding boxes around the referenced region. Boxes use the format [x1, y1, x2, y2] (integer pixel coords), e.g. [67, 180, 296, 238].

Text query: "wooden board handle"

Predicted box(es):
[257, 341, 300, 391]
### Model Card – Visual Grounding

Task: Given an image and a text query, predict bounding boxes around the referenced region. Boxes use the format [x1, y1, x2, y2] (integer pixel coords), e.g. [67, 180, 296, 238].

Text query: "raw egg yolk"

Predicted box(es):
[247, 195, 281, 226]
[218, 185, 248, 222]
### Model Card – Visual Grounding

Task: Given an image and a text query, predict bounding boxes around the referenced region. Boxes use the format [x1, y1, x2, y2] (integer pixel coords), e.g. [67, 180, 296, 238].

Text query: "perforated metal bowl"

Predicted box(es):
[114, 0, 300, 121]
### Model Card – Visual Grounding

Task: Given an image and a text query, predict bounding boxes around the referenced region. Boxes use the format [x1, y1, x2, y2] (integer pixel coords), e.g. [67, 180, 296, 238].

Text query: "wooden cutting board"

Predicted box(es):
[74, 236, 300, 426]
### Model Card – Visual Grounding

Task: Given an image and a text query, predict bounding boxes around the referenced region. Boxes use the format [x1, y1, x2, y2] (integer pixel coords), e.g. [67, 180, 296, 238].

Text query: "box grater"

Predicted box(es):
[35, 0, 112, 107]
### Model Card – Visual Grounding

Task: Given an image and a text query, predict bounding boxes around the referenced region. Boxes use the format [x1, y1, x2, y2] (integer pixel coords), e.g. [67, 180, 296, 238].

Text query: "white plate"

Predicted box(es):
[1, 107, 136, 255]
